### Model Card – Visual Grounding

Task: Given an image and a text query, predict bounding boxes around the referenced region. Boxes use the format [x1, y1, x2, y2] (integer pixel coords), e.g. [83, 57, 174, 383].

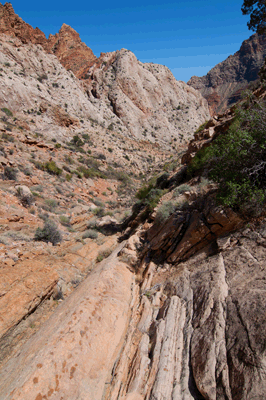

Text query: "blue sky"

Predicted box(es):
[9, 0, 251, 82]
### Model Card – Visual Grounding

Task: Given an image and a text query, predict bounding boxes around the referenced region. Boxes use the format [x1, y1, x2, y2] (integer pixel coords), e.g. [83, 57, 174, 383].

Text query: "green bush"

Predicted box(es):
[174, 184, 191, 197]
[59, 215, 71, 227]
[189, 102, 266, 215]
[96, 248, 112, 262]
[1, 107, 13, 117]
[82, 229, 98, 239]
[43, 161, 62, 176]
[43, 199, 58, 212]
[34, 220, 62, 245]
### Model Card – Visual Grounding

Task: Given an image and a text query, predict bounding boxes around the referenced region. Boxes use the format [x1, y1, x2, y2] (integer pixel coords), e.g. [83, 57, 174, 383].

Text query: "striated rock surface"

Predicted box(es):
[1, 216, 266, 399]
[188, 33, 266, 115]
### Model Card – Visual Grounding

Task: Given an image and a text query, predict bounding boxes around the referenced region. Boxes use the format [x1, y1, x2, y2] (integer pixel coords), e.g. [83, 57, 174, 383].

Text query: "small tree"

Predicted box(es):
[242, 0, 266, 33]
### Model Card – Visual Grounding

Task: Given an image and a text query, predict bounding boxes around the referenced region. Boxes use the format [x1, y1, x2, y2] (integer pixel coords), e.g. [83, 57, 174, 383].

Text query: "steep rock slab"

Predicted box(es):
[188, 33, 266, 115]
[0, 243, 135, 400]
[85, 49, 210, 146]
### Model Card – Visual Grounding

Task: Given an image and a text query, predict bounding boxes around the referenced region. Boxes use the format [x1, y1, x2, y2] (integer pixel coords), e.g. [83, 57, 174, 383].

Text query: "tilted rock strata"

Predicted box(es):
[188, 33, 266, 115]
[0, 242, 135, 399]
[2, 220, 266, 399]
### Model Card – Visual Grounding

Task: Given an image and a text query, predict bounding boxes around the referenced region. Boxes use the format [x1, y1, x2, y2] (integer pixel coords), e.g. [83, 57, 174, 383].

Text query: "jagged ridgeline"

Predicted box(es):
[0, 2, 209, 148]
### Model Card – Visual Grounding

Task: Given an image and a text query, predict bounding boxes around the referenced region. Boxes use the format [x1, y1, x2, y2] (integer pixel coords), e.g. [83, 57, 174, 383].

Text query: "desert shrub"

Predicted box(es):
[96, 248, 112, 262]
[92, 207, 105, 217]
[82, 229, 98, 239]
[34, 185, 43, 192]
[43, 198, 58, 212]
[145, 188, 167, 212]
[2, 132, 14, 142]
[93, 198, 104, 207]
[3, 166, 17, 180]
[1, 107, 13, 117]
[69, 135, 84, 148]
[59, 215, 71, 226]
[195, 120, 208, 133]
[174, 184, 192, 197]
[155, 201, 175, 224]
[34, 219, 62, 245]
[43, 161, 62, 176]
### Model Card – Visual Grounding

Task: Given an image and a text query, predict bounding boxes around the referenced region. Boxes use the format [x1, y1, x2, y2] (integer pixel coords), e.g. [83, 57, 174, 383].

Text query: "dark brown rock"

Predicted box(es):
[188, 33, 266, 115]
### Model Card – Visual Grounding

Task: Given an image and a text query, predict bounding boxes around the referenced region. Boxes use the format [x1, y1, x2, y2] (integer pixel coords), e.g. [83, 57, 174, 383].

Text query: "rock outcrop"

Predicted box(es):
[188, 33, 266, 115]
[0, 3, 47, 47]
[0, 3, 96, 79]
[46, 24, 96, 79]
[84, 49, 210, 146]
[1, 207, 266, 399]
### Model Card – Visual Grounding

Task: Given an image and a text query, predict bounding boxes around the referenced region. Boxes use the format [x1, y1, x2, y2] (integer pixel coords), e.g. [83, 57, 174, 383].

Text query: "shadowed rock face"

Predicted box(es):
[188, 33, 266, 115]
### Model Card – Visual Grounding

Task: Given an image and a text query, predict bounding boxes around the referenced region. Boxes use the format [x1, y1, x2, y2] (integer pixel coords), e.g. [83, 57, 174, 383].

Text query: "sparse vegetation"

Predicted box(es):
[96, 248, 112, 262]
[82, 229, 98, 239]
[3, 166, 17, 180]
[155, 201, 175, 224]
[34, 219, 62, 245]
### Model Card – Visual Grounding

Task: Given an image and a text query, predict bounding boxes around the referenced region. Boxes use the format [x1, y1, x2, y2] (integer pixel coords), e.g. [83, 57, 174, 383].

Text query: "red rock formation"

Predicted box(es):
[46, 24, 96, 78]
[0, 3, 47, 46]
[0, 3, 96, 78]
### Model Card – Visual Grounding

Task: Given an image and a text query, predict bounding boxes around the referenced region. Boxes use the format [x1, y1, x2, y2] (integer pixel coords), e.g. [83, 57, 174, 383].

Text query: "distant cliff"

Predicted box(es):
[188, 33, 266, 114]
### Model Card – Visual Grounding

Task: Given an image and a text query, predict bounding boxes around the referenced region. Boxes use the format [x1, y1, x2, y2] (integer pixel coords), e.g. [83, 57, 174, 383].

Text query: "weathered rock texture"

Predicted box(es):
[84, 50, 210, 146]
[188, 33, 266, 115]
[1, 213, 266, 400]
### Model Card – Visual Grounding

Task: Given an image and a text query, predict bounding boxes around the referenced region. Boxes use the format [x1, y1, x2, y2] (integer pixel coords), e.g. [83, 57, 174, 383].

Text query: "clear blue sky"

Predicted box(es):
[8, 0, 251, 82]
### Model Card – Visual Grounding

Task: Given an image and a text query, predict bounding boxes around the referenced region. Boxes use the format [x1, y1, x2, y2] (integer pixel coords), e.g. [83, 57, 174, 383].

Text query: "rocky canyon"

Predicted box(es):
[0, 3, 266, 400]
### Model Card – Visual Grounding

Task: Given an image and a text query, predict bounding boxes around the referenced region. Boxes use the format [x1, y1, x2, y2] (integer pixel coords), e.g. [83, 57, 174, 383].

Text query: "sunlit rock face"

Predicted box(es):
[188, 33, 266, 115]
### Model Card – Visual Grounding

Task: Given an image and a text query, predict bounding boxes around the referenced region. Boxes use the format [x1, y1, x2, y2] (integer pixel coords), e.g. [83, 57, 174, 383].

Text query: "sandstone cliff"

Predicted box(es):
[188, 33, 266, 115]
